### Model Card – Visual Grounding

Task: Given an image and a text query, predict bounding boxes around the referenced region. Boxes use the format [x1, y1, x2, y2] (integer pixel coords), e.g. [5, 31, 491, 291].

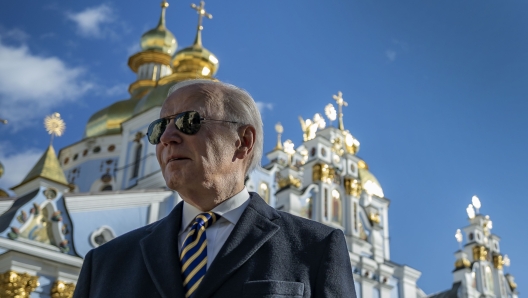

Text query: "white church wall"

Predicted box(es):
[69, 206, 149, 257]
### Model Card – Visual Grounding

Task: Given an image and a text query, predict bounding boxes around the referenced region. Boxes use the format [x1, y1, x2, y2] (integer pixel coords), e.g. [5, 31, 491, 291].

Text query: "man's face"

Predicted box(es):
[156, 84, 239, 197]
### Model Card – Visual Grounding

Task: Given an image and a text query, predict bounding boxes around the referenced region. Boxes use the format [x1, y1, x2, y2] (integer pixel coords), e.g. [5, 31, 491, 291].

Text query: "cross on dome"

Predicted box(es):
[332, 91, 348, 130]
[191, 1, 212, 32]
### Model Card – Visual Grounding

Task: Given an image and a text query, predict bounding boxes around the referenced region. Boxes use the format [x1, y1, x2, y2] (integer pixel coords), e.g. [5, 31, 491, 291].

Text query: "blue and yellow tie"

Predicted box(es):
[180, 212, 220, 298]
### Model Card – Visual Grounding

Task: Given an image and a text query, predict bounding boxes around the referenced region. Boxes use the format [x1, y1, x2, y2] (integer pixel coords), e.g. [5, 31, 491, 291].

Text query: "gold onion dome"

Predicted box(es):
[357, 160, 385, 198]
[140, 1, 177, 55]
[85, 97, 141, 138]
[168, 0, 218, 79]
[171, 37, 219, 77]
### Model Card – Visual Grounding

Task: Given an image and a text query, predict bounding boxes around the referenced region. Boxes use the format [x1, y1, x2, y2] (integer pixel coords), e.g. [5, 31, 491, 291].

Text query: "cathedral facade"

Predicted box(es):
[0, 2, 518, 297]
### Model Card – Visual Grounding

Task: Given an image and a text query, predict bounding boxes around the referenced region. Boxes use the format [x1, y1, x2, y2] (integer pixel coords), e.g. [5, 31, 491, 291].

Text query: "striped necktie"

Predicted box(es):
[180, 212, 220, 298]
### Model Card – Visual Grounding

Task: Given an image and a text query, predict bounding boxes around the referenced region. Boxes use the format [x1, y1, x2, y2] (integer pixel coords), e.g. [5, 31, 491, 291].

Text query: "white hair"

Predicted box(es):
[167, 80, 263, 174]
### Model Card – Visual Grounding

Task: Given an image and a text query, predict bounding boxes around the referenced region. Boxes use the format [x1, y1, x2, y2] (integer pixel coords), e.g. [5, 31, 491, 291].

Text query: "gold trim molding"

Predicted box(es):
[278, 175, 301, 189]
[493, 254, 503, 270]
[454, 258, 471, 269]
[344, 178, 361, 196]
[51, 280, 75, 298]
[472, 245, 488, 261]
[0, 270, 39, 297]
[129, 80, 157, 95]
[128, 51, 171, 73]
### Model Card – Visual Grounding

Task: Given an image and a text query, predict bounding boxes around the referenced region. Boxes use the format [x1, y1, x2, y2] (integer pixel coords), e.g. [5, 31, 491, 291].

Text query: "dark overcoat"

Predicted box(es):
[73, 193, 357, 298]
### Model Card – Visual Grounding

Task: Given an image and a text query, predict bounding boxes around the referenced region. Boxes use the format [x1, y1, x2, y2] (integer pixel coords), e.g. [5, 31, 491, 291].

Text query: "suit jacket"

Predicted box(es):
[73, 192, 357, 298]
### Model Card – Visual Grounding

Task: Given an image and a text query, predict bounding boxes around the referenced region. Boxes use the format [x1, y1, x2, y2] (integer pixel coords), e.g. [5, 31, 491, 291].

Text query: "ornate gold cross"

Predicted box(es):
[332, 91, 348, 130]
[191, 1, 212, 31]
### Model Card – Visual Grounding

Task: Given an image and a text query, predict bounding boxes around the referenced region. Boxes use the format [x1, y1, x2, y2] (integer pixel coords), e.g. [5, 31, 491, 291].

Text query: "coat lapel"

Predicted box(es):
[193, 193, 281, 297]
[140, 201, 185, 298]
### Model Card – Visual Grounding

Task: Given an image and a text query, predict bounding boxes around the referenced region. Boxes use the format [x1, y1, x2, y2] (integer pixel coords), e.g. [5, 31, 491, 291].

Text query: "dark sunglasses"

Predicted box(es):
[146, 111, 238, 145]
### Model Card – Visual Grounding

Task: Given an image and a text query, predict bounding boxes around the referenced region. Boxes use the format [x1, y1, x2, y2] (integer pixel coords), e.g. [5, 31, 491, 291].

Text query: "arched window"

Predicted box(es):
[131, 143, 142, 179]
[485, 266, 494, 292]
[101, 185, 113, 191]
[300, 197, 312, 219]
[331, 189, 342, 225]
[258, 182, 270, 204]
[323, 188, 328, 221]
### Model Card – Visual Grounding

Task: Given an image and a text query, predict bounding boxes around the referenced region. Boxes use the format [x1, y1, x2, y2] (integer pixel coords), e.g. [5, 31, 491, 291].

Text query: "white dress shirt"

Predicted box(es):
[178, 187, 250, 269]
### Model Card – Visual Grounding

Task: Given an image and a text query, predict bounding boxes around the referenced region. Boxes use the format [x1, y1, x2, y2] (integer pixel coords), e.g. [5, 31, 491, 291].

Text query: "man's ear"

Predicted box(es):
[234, 125, 256, 160]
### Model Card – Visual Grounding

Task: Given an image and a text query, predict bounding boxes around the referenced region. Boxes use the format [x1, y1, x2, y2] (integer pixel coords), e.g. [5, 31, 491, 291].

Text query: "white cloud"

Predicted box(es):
[256, 101, 273, 113]
[0, 36, 93, 130]
[0, 143, 43, 193]
[1, 28, 29, 42]
[66, 5, 113, 38]
[385, 49, 396, 62]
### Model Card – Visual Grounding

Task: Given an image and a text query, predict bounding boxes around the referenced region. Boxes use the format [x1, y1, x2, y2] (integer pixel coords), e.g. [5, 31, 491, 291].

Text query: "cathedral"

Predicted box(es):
[0, 1, 518, 297]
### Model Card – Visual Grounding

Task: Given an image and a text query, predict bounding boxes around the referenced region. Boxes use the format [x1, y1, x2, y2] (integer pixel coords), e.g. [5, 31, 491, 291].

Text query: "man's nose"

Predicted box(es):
[159, 119, 183, 145]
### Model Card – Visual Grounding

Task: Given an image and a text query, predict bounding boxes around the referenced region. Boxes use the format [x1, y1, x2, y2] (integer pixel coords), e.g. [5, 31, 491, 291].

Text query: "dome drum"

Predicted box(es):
[129, 80, 157, 97]
[128, 51, 172, 73]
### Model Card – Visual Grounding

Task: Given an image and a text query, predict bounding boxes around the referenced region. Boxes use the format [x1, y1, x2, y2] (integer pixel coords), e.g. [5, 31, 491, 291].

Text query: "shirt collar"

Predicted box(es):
[180, 187, 250, 233]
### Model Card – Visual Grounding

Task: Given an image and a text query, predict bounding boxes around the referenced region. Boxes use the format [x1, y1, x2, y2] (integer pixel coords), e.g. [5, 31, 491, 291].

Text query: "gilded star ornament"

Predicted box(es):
[44, 113, 65, 137]
[325, 104, 337, 123]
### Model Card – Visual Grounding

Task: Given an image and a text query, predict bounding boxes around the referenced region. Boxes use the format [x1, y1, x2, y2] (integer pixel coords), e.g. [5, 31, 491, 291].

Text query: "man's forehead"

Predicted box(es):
[161, 83, 223, 117]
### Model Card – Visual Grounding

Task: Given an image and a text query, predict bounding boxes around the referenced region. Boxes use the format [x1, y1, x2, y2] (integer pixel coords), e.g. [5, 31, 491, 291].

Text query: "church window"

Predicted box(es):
[485, 266, 494, 292]
[311, 147, 316, 156]
[101, 185, 113, 191]
[90, 226, 116, 248]
[64, 157, 69, 165]
[321, 147, 327, 157]
[354, 202, 358, 231]
[83, 149, 88, 156]
[323, 188, 328, 221]
[93, 146, 101, 153]
[258, 182, 270, 204]
[108, 145, 116, 152]
[350, 163, 356, 173]
[300, 197, 312, 219]
[73, 154, 78, 161]
[131, 143, 142, 179]
[331, 189, 342, 225]
[469, 232, 474, 241]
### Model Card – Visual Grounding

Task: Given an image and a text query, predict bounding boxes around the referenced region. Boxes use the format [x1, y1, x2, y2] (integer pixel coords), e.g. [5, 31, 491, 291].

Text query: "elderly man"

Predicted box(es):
[73, 80, 356, 298]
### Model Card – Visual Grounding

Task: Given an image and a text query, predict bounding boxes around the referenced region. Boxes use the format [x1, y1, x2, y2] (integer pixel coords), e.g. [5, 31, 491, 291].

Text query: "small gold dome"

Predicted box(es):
[454, 258, 471, 269]
[140, 28, 176, 55]
[140, 1, 177, 55]
[0, 161, 4, 178]
[172, 44, 219, 77]
[358, 162, 384, 198]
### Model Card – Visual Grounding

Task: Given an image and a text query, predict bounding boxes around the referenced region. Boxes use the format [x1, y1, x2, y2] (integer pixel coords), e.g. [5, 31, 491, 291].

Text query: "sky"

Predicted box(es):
[0, 0, 526, 294]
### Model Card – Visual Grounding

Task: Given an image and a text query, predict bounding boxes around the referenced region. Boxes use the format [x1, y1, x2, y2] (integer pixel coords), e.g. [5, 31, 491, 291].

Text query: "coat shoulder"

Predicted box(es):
[275, 210, 341, 242]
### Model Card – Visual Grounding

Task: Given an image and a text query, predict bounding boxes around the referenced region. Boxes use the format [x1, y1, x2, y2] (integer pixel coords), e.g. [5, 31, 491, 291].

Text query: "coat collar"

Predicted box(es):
[140, 200, 185, 298]
[140, 192, 281, 298]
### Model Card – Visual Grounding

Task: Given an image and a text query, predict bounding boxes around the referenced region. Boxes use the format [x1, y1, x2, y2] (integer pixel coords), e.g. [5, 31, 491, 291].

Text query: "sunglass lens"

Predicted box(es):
[174, 111, 201, 135]
[147, 118, 167, 144]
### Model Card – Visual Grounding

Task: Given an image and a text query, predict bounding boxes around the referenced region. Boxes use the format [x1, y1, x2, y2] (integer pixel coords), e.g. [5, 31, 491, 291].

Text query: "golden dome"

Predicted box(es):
[358, 160, 384, 198]
[0, 189, 8, 197]
[0, 161, 4, 178]
[132, 83, 176, 116]
[85, 97, 141, 138]
[140, 1, 177, 55]
[454, 258, 471, 269]
[172, 43, 219, 77]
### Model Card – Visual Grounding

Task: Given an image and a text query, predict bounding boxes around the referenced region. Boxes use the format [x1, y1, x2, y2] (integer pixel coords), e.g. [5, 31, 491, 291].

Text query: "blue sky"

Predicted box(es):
[0, 0, 526, 294]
